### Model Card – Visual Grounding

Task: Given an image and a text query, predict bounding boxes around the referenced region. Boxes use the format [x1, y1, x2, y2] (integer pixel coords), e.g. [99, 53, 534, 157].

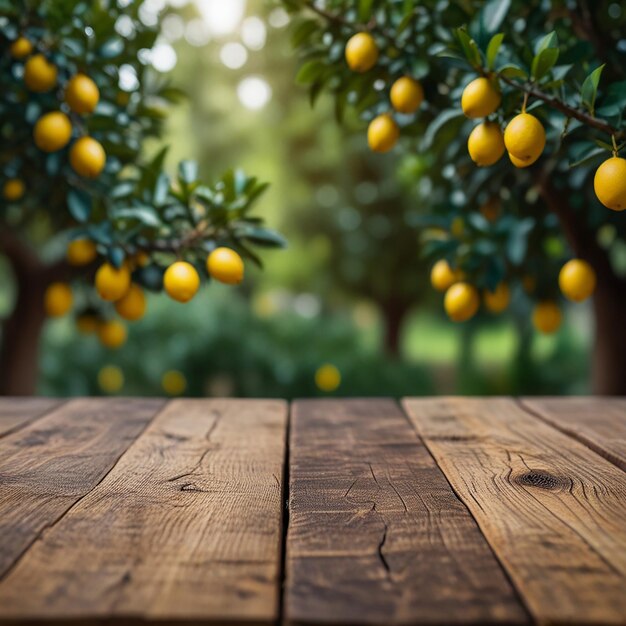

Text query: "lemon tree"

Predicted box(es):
[284, 0, 626, 393]
[0, 0, 284, 394]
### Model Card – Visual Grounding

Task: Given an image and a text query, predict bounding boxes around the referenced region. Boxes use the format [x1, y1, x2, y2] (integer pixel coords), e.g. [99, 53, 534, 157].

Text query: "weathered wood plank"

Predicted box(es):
[403, 397, 626, 626]
[521, 397, 626, 471]
[285, 399, 528, 625]
[0, 399, 287, 625]
[0, 397, 61, 437]
[0, 397, 164, 578]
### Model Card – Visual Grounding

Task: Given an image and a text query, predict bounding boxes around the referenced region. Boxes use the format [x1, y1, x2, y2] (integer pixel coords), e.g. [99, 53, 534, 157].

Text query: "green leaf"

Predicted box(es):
[498, 64, 528, 80]
[108, 246, 126, 268]
[569, 144, 605, 168]
[178, 160, 198, 185]
[295, 59, 326, 85]
[237, 227, 288, 248]
[581, 64, 605, 115]
[357, 0, 374, 22]
[531, 48, 559, 81]
[422, 109, 465, 149]
[486, 33, 503, 71]
[99, 37, 124, 58]
[113, 205, 162, 227]
[456, 28, 482, 69]
[67, 189, 92, 223]
[291, 19, 319, 48]
[479, 0, 511, 35]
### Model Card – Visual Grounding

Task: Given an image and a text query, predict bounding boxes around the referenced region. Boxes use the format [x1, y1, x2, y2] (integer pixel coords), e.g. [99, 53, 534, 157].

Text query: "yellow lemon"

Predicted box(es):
[10, 36, 33, 59]
[390, 77, 424, 114]
[461, 77, 501, 118]
[114, 284, 146, 321]
[468, 121, 505, 166]
[444, 282, 479, 322]
[532, 301, 562, 334]
[2, 179, 25, 201]
[76, 313, 99, 334]
[162, 370, 187, 396]
[479, 197, 500, 222]
[66, 239, 97, 266]
[95, 262, 131, 301]
[65, 74, 100, 114]
[315, 364, 341, 392]
[24, 54, 57, 92]
[504, 113, 545, 163]
[34, 112, 72, 152]
[594, 157, 626, 211]
[207, 247, 244, 285]
[131, 251, 150, 268]
[483, 282, 510, 313]
[430, 259, 463, 292]
[508, 151, 538, 168]
[367, 114, 399, 153]
[98, 365, 124, 393]
[559, 259, 596, 302]
[345, 32, 378, 72]
[98, 319, 127, 349]
[44, 282, 72, 317]
[164, 261, 200, 302]
[451, 216, 465, 238]
[69, 136, 106, 178]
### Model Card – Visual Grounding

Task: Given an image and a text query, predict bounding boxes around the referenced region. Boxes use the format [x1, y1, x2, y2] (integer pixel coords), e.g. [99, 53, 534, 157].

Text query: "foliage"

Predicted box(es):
[0, 0, 283, 326]
[281, 0, 626, 304]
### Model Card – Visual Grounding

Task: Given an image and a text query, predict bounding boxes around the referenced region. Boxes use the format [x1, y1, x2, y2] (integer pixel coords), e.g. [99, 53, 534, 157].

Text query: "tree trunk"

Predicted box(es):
[540, 179, 626, 395]
[381, 299, 410, 357]
[0, 264, 47, 396]
[591, 277, 626, 395]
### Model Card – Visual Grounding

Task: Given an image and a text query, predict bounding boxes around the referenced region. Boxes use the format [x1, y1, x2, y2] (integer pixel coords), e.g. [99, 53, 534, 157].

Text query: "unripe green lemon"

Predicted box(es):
[558, 259, 596, 302]
[594, 157, 626, 211]
[367, 114, 399, 153]
[504, 113, 545, 164]
[467, 121, 505, 166]
[390, 77, 424, 114]
[461, 77, 501, 119]
[345, 32, 378, 72]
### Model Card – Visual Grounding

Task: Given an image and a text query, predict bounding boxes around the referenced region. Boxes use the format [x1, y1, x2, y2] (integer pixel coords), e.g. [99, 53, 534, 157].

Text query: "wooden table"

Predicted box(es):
[0, 397, 625, 625]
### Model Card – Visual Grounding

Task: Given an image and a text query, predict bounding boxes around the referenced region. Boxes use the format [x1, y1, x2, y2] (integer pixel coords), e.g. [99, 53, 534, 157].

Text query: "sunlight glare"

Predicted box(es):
[195, 0, 246, 36]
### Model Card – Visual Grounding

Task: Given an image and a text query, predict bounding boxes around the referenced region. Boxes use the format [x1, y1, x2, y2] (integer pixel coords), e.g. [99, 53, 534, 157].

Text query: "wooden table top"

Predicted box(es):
[0, 397, 624, 625]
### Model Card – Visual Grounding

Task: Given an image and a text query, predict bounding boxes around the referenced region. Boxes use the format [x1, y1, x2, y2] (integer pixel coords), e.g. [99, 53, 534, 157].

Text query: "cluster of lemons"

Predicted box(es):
[3, 35, 106, 202]
[43, 241, 245, 349]
[430, 255, 596, 333]
[343, 32, 626, 212]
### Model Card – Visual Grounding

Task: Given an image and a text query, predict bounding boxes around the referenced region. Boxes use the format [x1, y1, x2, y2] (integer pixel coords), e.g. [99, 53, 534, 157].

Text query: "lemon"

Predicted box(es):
[479, 197, 500, 222]
[468, 121, 505, 166]
[34, 112, 72, 152]
[131, 251, 150, 268]
[24, 54, 57, 92]
[508, 151, 538, 168]
[504, 113, 545, 164]
[559, 259, 596, 302]
[98, 320, 127, 349]
[44, 282, 73, 317]
[430, 259, 463, 292]
[594, 157, 626, 211]
[532, 301, 561, 334]
[315, 364, 341, 392]
[444, 282, 479, 322]
[451, 216, 465, 238]
[390, 77, 424, 114]
[2, 179, 25, 201]
[114, 284, 146, 321]
[461, 77, 501, 118]
[162, 370, 187, 396]
[67, 239, 97, 266]
[483, 282, 510, 313]
[95, 262, 131, 301]
[98, 365, 124, 393]
[10, 37, 33, 59]
[367, 114, 399, 153]
[207, 247, 244, 285]
[65, 74, 100, 114]
[164, 261, 200, 302]
[345, 32, 378, 72]
[70, 136, 106, 178]
[76, 313, 99, 334]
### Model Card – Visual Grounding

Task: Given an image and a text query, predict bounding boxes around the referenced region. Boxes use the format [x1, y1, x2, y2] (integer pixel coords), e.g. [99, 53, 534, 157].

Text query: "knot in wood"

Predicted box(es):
[516, 470, 566, 491]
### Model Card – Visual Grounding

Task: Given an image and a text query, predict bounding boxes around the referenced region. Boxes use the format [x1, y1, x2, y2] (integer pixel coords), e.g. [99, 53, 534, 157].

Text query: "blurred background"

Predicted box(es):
[0, 0, 593, 398]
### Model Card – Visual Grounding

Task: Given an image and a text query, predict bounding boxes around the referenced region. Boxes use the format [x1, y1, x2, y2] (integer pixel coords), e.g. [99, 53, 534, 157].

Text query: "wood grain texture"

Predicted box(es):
[285, 399, 528, 625]
[0, 397, 61, 437]
[0, 399, 287, 625]
[403, 397, 626, 626]
[0, 397, 163, 579]
[521, 397, 626, 471]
